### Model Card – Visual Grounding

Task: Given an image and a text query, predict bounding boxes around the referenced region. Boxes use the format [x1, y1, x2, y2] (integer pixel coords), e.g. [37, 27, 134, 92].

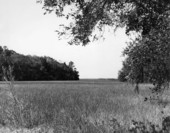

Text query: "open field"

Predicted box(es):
[0, 80, 170, 132]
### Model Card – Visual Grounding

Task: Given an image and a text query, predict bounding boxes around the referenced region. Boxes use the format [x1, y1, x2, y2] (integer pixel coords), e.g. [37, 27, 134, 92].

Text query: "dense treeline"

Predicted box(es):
[118, 56, 170, 83]
[0, 46, 79, 81]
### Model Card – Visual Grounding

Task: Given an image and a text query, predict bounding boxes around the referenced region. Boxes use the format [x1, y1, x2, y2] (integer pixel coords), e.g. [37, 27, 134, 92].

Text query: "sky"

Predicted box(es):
[0, 0, 129, 79]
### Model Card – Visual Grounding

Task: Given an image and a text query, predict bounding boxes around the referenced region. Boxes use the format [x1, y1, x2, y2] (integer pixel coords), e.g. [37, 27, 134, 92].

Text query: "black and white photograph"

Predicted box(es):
[0, 0, 170, 132]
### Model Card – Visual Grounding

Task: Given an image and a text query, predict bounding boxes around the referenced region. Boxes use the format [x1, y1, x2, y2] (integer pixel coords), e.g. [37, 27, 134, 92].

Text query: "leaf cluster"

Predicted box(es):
[41, 0, 170, 45]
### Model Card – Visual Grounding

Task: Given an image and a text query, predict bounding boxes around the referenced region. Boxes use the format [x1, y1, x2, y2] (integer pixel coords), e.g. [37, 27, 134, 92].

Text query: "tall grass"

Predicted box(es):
[0, 81, 170, 132]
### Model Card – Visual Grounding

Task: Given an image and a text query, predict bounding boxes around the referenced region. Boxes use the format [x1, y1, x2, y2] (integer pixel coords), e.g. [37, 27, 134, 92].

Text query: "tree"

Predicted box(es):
[118, 70, 127, 82]
[0, 46, 15, 81]
[123, 22, 170, 93]
[40, 0, 170, 45]
[68, 61, 75, 70]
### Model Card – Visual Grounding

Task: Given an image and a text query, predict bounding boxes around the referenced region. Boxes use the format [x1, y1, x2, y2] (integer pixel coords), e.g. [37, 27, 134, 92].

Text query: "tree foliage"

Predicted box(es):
[118, 58, 131, 82]
[122, 20, 170, 92]
[40, 0, 170, 45]
[0, 46, 79, 81]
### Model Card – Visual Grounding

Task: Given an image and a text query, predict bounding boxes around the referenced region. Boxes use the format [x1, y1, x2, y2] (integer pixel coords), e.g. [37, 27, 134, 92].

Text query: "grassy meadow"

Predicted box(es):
[0, 80, 170, 132]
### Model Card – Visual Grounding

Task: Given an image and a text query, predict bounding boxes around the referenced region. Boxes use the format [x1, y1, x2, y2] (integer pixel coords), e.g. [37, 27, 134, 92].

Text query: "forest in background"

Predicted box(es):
[0, 46, 79, 81]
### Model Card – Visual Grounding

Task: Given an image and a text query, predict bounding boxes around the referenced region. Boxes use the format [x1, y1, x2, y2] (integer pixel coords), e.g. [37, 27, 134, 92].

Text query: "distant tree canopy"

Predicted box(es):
[0, 46, 79, 81]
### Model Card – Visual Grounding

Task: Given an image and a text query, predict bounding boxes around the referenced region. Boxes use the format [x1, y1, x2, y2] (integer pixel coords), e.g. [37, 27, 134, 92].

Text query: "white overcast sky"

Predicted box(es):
[0, 0, 129, 79]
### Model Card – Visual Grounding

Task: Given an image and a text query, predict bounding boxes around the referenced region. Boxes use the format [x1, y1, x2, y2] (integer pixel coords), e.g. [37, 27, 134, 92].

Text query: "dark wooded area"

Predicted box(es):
[0, 46, 79, 81]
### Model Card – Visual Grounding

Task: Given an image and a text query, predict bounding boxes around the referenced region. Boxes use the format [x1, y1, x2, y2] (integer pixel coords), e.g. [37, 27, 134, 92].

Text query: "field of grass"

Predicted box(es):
[0, 80, 170, 132]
